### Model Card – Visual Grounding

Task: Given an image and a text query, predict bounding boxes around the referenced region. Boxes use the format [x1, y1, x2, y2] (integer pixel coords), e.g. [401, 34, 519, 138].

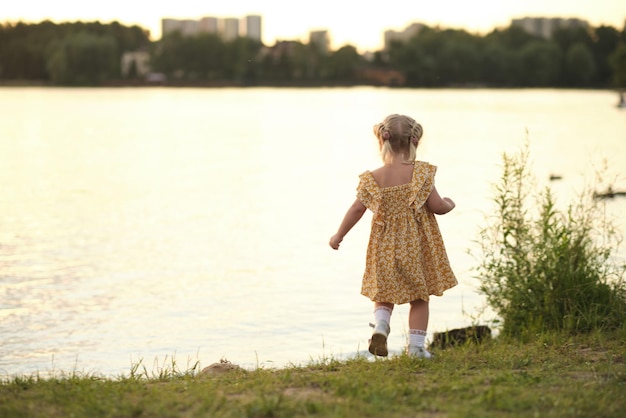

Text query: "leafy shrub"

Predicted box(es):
[475, 144, 626, 338]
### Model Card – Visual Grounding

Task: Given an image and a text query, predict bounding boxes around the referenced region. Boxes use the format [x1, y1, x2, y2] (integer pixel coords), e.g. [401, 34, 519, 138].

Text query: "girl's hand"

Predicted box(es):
[443, 197, 456, 210]
[329, 234, 343, 250]
[426, 187, 455, 214]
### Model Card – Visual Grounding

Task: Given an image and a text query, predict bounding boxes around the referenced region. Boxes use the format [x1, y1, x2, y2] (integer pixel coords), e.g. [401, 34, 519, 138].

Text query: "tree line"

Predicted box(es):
[0, 21, 149, 85]
[1, 20, 626, 88]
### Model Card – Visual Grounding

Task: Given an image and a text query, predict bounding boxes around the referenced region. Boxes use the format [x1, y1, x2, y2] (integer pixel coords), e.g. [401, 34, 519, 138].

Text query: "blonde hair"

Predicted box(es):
[372, 114, 423, 164]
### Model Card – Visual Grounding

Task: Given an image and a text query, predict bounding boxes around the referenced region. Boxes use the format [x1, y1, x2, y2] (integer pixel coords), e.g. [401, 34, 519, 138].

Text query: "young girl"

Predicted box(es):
[329, 114, 457, 358]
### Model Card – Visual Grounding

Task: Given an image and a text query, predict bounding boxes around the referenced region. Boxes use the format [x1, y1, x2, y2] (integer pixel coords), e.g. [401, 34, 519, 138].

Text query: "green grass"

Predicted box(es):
[2, 329, 625, 418]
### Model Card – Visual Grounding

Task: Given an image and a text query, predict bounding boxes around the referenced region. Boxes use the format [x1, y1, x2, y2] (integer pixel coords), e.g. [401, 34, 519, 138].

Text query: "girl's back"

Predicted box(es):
[369, 162, 414, 189]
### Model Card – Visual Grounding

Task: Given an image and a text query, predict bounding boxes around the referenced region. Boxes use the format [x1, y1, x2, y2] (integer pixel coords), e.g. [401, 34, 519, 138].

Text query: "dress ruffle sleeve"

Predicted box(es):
[356, 171, 380, 212]
[409, 162, 437, 214]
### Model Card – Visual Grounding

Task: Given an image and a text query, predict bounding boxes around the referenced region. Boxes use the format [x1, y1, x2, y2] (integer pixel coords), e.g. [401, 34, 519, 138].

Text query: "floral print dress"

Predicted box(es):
[356, 161, 457, 304]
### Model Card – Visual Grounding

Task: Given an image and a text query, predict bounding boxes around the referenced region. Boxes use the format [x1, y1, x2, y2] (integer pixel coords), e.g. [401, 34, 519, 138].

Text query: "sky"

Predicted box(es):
[2, 1, 625, 51]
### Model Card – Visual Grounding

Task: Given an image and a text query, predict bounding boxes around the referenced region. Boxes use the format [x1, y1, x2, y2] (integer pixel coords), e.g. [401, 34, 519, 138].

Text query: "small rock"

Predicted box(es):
[430, 325, 492, 350]
[199, 360, 242, 376]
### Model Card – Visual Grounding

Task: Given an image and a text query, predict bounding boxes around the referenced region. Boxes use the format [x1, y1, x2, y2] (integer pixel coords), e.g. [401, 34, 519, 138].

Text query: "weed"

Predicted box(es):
[474, 142, 626, 337]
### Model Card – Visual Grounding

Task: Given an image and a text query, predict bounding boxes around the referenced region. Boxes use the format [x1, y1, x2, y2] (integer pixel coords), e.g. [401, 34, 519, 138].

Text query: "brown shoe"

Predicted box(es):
[368, 321, 390, 357]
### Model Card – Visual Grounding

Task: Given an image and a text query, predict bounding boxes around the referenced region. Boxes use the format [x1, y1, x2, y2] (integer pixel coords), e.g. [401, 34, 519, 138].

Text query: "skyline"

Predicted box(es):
[2, 1, 625, 51]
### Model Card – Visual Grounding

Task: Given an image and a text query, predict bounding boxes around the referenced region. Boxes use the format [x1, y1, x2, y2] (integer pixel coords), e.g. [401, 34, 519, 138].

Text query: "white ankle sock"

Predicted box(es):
[374, 307, 392, 324]
[409, 329, 427, 347]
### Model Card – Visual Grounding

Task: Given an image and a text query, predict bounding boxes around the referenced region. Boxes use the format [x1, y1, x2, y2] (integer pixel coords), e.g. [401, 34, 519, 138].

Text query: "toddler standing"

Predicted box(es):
[329, 114, 457, 358]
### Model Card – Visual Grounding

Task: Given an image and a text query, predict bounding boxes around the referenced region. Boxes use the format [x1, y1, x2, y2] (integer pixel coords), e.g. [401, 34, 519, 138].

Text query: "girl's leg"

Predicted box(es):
[408, 299, 432, 358]
[409, 299, 428, 330]
[369, 302, 394, 357]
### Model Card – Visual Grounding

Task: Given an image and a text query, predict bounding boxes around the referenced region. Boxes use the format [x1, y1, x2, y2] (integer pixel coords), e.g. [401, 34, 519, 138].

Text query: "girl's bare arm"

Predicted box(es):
[329, 199, 367, 249]
[426, 186, 455, 214]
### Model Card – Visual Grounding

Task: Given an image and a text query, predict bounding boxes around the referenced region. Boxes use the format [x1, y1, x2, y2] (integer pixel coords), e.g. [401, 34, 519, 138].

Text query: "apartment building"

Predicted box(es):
[199, 17, 218, 34]
[511, 17, 589, 39]
[309, 30, 330, 54]
[161, 18, 199, 37]
[221, 18, 240, 41]
[161, 14, 263, 43]
[384, 23, 425, 50]
[244, 15, 262, 42]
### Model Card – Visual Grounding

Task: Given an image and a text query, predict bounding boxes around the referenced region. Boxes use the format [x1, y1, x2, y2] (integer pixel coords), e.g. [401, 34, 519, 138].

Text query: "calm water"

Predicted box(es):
[1, 87, 625, 377]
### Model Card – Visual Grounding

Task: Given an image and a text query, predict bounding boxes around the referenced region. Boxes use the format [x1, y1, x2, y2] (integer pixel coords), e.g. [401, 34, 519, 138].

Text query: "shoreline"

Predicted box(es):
[1, 329, 624, 417]
[1, 79, 622, 90]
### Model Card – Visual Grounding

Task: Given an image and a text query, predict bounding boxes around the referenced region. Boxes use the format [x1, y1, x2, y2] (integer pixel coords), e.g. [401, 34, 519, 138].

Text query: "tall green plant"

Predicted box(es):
[475, 144, 626, 338]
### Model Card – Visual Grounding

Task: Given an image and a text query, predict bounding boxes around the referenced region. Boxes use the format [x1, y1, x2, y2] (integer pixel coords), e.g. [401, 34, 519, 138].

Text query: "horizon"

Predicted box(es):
[2, 1, 625, 51]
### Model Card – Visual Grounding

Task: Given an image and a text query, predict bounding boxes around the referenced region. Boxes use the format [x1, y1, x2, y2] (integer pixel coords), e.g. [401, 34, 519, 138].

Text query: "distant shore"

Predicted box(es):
[0, 79, 375, 88]
[2, 79, 624, 90]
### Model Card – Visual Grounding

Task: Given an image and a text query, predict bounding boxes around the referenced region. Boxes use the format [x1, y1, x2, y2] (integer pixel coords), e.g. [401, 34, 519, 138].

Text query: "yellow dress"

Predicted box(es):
[357, 161, 457, 304]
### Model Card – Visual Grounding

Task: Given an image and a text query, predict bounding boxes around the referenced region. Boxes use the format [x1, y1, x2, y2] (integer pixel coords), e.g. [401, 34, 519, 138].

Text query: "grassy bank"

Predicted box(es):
[1, 328, 624, 418]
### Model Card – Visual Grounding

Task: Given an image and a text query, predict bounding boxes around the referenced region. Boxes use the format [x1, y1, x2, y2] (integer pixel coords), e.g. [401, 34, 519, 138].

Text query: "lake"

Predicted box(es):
[1, 87, 625, 377]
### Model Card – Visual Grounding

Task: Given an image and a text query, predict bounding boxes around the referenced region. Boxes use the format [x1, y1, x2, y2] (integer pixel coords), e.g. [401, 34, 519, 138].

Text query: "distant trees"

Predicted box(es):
[325, 45, 363, 81]
[386, 24, 624, 87]
[595, 26, 624, 85]
[564, 42, 596, 86]
[150, 32, 231, 81]
[0, 20, 625, 88]
[518, 41, 562, 86]
[47, 32, 118, 85]
[149, 33, 365, 84]
[0, 20, 149, 84]
[610, 43, 626, 89]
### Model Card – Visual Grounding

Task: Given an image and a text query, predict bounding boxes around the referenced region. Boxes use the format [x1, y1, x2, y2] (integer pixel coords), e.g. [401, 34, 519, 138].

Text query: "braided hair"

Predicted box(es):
[372, 114, 423, 164]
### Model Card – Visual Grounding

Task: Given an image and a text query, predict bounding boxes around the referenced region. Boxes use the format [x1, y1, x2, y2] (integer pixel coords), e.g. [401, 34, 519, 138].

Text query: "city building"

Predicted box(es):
[222, 18, 240, 41]
[161, 18, 199, 37]
[309, 30, 330, 54]
[199, 17, 218, 34]
[161, 18, 182, 36]
[161, 15, 262, 42]
[120, 51, 151, 78]
[511, 17, 589, 39]
[384, 23, 425, 50]
[244, 15, 262, 42]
